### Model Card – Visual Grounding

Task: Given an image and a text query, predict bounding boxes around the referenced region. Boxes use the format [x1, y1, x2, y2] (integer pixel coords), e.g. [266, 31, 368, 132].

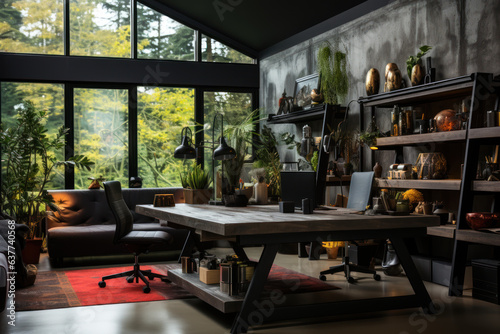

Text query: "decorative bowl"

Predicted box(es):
[465, 212, 500, 230]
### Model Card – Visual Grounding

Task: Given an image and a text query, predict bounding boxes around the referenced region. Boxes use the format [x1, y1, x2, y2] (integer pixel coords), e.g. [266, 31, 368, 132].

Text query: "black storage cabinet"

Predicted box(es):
[471, 259, 500, 305]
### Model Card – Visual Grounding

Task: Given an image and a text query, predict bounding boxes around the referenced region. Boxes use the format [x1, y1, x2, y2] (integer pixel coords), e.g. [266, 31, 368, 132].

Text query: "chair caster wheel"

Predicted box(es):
[347, 277, 355, 284]
[143, 286, 151, 293]
[127, 277, 134, 283]
[98, 281, 106, 288]
[319, 275, 327, 281]
[374, 274, 381, 281]
[148, 276, 154, 281]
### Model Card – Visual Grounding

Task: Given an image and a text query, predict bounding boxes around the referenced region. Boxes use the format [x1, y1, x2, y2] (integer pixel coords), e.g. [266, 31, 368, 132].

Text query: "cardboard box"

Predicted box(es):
[199, 267, 220, 285]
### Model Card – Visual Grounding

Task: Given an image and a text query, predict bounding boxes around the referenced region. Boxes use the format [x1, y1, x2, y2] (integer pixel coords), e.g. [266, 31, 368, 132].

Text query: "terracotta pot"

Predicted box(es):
[326, 246, 339, 259]
[21, 238, 43, 265]
[183, 188, 212, 204]
[466, 212, 500, 230]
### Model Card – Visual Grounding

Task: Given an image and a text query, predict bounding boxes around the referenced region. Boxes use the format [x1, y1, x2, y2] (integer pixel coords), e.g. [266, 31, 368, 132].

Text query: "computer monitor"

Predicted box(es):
[280, 171, 316, 210]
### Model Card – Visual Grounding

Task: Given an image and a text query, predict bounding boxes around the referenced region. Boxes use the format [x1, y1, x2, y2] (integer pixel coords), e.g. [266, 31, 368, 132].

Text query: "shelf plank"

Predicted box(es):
[456, 230, 500, 247]
[374, 178, 461, 190]
[427, 224, 456, 239]
[267, 105, 344, 124]
[472, 180, 500, 192]
[325, 175, 351, 185]
[376, 130, 466, 147]
[469, 127, 500, 140]
[167, 265, 243, 313]
[359, 76, 474, 107]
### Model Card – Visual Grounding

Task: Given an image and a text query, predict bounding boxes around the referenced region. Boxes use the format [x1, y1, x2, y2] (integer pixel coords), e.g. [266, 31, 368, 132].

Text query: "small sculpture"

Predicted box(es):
[365, 68, 380, 96]
[88, 176, 106, 189]
[384, 63, 402, 92]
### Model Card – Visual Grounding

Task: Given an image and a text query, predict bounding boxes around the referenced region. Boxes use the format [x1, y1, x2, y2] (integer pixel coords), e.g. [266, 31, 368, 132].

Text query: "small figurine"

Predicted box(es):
[88, 176, 106, 189]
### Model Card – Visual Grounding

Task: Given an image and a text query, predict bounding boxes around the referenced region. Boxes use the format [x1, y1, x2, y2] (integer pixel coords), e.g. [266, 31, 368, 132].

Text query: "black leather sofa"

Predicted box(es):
[46, 187, 189, 264]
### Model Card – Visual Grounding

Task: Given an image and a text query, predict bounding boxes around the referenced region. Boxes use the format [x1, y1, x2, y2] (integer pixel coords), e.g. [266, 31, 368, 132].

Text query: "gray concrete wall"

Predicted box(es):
[259, 0, 500, 177]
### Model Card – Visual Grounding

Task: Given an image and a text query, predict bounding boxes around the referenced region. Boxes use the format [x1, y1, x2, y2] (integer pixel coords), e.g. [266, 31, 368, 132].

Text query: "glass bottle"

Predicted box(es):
[405, 107, 413, 134]
[391, 105, 399, 136]
[398, 108, 406, 136]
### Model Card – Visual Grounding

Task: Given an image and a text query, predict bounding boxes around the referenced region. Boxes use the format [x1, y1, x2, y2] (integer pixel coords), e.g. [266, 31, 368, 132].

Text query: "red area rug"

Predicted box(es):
[15, 264, 338, 311]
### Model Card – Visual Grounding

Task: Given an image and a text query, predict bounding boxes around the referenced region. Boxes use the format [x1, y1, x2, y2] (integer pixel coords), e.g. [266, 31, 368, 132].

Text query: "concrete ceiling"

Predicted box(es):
[154, 0, 368, 55]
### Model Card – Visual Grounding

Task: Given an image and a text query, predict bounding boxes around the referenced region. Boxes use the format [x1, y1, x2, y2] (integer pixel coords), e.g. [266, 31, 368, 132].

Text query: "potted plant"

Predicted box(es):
[406, 45, 432, 86]
[317, 41, 349, 105]
[0, 101, 93, 264]
[222, 111, 258, 194]
[359, 116, 382, 150]
[180, 161, 212, 204]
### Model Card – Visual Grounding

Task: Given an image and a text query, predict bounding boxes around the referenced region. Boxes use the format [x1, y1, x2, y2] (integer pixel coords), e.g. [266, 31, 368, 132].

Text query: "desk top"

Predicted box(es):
[136, 204, 440, 237]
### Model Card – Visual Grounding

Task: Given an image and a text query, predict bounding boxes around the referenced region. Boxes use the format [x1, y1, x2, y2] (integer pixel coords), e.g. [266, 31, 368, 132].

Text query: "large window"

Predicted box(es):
[203, 91, 253, 184]
[70, 0, 130, 57]
[137, 87, 194, 187]
[202, 35, 254, 64]
[0, 0, 64, 55]
[137, 3, 195, 61]
[0, 82, 65, 188]
[1, 1, 254, 61]
[73, 88, 129, 188]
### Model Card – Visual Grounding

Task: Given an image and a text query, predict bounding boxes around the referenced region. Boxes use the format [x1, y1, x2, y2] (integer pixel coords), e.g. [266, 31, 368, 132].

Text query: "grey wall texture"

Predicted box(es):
[259, 0, 500, 175]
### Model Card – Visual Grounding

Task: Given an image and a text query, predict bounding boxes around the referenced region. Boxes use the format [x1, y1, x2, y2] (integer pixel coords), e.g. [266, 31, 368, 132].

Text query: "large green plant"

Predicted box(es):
[222, 110, 258, 190]
[254, 125, 282, 197]
[317, 42, 349, 105]
[0, 101, 93, 239]
[180, 161, 211, 190]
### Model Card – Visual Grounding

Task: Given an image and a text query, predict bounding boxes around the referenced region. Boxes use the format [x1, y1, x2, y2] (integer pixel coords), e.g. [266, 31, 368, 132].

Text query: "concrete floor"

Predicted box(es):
[2, 247, 500, 334]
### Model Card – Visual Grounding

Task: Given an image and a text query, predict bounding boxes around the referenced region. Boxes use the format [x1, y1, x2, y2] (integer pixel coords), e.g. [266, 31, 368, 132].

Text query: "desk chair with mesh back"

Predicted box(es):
[319, 171, 381, 283]
[98, 181, 170, 293]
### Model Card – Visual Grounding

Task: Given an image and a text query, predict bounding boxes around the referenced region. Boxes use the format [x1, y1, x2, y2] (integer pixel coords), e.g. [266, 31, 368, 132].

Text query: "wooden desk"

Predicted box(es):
[136, 204, 440, 334]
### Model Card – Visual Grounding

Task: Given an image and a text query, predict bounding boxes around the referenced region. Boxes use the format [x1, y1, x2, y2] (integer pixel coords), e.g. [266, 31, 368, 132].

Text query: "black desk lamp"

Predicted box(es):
[173, 113, 236, 205]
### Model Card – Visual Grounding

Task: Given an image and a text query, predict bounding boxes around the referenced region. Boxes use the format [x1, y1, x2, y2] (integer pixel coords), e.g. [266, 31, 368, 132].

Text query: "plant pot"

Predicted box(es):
[326, 246, 339, 259]
[183, 189, 213, 204]
[22, 238, 43, 265]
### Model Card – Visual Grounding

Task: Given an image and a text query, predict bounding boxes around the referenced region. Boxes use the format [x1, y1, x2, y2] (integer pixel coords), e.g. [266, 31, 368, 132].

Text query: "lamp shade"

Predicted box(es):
[174, 136, 196, 159]
[213, 137, 236, 160]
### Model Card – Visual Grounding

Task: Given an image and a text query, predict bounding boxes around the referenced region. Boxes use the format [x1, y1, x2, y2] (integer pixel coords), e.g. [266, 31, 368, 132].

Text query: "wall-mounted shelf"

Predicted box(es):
[374, 178, 461, 191]
[472, 181, 500, 192]
[456, 229, 500, 247]
[469, 127, 500, 140]
[325, 175, 351, 186]
[427, 224, 456, 239]
[358, 75, 474, 108]
[375, 130, 467, 148]
[267, 104, 345, 124]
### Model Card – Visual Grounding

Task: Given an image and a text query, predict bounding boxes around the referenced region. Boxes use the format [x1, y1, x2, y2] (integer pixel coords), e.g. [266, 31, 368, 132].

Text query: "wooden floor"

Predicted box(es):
[2, 247, 500, 334]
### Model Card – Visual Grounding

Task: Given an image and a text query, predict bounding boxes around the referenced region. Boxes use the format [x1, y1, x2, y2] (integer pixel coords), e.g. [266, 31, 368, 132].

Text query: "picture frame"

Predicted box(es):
[293, 73, 320, 111]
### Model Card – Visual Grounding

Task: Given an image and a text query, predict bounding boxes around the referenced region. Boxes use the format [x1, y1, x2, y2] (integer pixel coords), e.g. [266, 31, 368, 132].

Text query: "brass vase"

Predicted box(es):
[411, 64, 424, 86]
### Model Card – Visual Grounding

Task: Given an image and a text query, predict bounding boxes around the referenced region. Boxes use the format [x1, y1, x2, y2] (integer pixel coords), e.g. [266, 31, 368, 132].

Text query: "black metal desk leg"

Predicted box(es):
[391, 238, 435, 314]
[230, 243, 280, 334]
[230, 242, 249, 262]
[177, 230, 204, 263]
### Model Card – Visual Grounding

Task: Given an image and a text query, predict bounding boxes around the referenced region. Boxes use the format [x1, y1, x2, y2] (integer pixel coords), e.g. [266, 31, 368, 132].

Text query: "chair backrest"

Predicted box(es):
[103, 181, 134, 244]
[346, 172, 375, 211]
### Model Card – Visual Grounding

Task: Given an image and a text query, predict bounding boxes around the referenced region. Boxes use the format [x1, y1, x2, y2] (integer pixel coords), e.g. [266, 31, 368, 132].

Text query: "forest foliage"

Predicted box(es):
[0, 0, 254, 189]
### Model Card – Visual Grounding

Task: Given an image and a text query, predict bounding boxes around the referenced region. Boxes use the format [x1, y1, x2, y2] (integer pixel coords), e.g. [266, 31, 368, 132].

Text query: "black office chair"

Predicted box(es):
[98, 181, 171, 293]
[319, 171, 381, 283]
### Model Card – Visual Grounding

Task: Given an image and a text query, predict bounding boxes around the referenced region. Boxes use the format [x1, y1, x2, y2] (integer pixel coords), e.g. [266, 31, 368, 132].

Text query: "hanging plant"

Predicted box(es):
[317, 42, 349, 105]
